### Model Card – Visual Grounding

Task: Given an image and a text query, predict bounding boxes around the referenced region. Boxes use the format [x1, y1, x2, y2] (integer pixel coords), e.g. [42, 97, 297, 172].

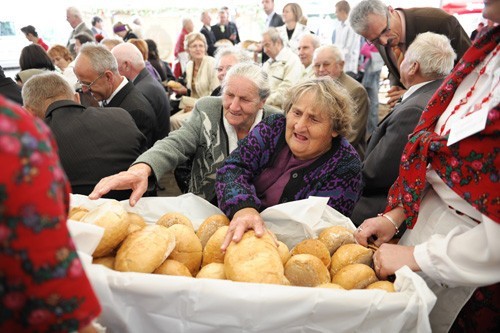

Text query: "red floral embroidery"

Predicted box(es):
[385, 26, 500, 227]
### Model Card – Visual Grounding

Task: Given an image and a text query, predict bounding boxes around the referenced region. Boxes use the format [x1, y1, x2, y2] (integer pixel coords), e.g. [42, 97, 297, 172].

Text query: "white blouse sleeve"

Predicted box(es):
[414, 215, 500, 288]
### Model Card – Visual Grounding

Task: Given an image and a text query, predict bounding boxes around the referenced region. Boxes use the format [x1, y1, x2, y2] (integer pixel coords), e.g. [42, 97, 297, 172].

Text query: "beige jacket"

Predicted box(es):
[185, 56, 219, 98]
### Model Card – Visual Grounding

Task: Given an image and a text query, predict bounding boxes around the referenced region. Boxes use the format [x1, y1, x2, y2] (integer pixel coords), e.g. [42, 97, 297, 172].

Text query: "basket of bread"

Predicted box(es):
[68, 194, 436, 333]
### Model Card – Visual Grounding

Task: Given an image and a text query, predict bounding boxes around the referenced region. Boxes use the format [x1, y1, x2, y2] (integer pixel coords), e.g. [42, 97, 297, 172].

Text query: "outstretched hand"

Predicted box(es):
[88, 163, 152, 207]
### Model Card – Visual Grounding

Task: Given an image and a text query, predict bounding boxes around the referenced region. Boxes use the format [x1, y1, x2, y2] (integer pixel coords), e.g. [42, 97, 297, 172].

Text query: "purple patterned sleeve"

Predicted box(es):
[216, 115, 284, 217]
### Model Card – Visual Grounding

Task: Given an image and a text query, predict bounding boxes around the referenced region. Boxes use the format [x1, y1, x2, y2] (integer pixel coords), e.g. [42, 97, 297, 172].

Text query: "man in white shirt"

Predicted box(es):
[261, 27, 303, 108]
[332, 1, 361, 78]
[297, 34, 320, 79]
[260, 0, 284, 63]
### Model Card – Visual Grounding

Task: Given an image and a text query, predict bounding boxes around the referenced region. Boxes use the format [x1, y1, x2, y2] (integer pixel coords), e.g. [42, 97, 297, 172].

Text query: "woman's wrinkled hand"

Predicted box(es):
[88, 163, 152, 207]
[354, 215, 397, 247]
[220, 208, 267, 252]
[373, 244, 419, 279]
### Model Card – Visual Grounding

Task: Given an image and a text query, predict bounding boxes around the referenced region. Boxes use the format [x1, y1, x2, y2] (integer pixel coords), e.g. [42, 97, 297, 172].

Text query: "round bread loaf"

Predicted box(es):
[127, 212, 147, 234]
[277, 241, 291, 265]
[196, 214, 230, 248]
[154, 259, 192, 277]
[366, 280, 396, 292]
[331, 263, 378, 290]
[156, 212, 194, 230]
[202, 226, 228, 267]
[330, 243, 373, 277]
[92, 256, 115, 270]
[196, 263, 226, 280]
[68, 206, 89, 221]
[317, 283, 345, 290]
[291, 239, 331, 268]
[224, 230, 284, 285]
[166, 80, 183, 89]
[80, 200, 130, 257]
[318, 226, 355, 255]
[284, 254, 331, 287]
[168, 224, 203, 276]
[115, 225, 175, 273]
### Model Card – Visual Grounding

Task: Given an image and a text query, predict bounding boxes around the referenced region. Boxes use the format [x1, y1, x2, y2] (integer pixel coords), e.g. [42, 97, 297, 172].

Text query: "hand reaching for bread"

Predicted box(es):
[89, 163, 152, 206]
[221, 207, 269, 252]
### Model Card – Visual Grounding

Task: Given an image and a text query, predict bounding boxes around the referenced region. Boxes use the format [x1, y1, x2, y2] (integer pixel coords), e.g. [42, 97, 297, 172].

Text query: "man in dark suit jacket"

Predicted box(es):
[73, 44, 156, 147]
[350, 0, 470, 107]
[66, 6, 94, 57]
[212, 8, 240, 45]
[0, 65, 22, 105]
[112, 43, 171, 141]
[261, 0, 284, 63]
[350, 32, 457, 226]
[21, 72, 148, 200]
[200, 11, 217, 56]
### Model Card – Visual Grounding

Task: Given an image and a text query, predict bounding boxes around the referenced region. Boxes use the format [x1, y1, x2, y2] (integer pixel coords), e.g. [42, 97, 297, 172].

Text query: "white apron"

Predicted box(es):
[398, 170, 479, 333]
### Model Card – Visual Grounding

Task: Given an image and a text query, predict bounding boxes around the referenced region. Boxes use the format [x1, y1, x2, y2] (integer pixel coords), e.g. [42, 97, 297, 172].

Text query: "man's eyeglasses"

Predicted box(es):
[367, 14, 391, 45]
[78, 71, 105, 91]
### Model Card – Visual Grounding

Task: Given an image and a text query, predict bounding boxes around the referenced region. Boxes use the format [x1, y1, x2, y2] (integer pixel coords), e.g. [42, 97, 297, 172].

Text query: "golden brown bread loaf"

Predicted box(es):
[196, 263, 226, 279]
[331, 263, 378, 290]
[92, 256, 115, 270]
[68, 206, 89, 221]
[224, 230, 284, 285]
[80, 200, 130, 257]
[318, 226, 356, 255]
[115, 225, 175, 273]
[317, 283, 345, 290]
[366, 280, 396, 292]
[156, 212, 194, 230]
[284, 254, 331, 287]
[168, 224, 203, 276]
[330, 243, 373, 277]
[196, 214, 230, 248]
[291, 239, 331, 268]
[154, 259, 192, 277]
[165, 80, 183, 89]
[127, 212, 147, 234]
[276, 241, 291, 265]
[202, 226, 228, 267]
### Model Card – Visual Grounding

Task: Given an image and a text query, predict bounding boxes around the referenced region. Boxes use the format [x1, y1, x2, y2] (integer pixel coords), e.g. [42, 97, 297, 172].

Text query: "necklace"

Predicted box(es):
[463, 77, 500, 117]
[438, 44, 500, 136]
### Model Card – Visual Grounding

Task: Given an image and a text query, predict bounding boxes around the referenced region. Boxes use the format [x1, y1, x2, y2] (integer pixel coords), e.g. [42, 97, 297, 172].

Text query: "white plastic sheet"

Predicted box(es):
[70, 194, 436, 333]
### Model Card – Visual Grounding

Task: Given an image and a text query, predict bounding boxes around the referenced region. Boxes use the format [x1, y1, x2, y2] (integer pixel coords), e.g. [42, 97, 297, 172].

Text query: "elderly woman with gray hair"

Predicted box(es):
[90, 62, 281, 206]
[216, 77, 363, 250]
[211, 45, 252, 96]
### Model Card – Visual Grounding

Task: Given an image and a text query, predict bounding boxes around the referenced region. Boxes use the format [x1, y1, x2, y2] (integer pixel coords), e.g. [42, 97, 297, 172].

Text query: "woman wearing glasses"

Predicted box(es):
[169, 32, 219, 131]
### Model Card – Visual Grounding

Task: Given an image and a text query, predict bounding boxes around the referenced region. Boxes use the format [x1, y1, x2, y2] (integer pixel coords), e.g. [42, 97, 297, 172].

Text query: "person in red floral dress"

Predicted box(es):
[0, 95, 101, 332]
[355, 1, 499, 332]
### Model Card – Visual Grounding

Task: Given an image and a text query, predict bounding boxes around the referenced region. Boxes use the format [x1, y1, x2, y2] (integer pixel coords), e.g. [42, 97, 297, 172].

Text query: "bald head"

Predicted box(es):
[298, 34, 320, 68]
[111, 42, 145, 80]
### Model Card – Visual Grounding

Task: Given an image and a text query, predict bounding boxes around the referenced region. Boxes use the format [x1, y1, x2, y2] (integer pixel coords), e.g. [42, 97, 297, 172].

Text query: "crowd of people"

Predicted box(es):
[0, 0, 498, 332]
